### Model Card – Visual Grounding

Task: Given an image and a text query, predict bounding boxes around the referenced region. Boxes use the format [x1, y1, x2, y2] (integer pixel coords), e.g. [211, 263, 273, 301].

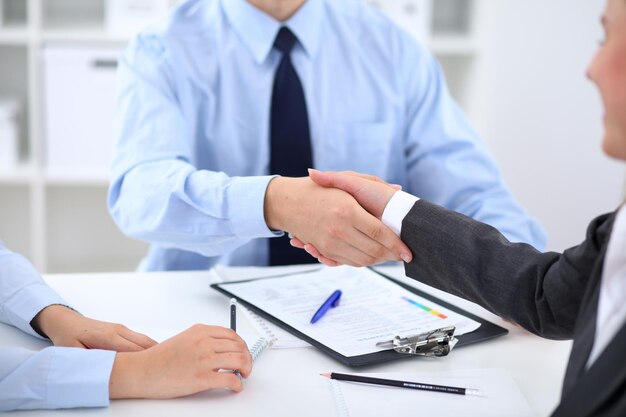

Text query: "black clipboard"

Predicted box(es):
[211, 268, 508, 367]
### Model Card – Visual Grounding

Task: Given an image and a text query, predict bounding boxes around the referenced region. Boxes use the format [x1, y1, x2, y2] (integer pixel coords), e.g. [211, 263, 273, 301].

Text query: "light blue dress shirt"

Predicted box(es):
[109, 0, 547, 271]
[0, 242, 114, 411]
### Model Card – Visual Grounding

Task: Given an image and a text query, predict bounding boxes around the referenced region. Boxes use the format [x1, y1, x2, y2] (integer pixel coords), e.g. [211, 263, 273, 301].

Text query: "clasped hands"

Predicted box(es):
[265, 169, 412, 267]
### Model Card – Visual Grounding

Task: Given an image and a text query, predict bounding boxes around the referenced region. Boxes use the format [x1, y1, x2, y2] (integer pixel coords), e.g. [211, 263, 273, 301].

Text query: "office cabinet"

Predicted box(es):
[43, 46, 121, 176]
[0, 0, 484, 272]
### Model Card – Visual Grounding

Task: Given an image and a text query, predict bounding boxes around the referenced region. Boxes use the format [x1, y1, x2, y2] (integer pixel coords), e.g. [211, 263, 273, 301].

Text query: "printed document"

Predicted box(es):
[218, 266, 480, 357]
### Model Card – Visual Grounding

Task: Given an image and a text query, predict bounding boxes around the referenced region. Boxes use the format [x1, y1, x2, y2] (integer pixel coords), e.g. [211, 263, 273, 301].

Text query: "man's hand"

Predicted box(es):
[264, 176, 411, 267]
[31, 305, 156, 352]
[109, 324, 253, 398]
[290, 170, 407, 266]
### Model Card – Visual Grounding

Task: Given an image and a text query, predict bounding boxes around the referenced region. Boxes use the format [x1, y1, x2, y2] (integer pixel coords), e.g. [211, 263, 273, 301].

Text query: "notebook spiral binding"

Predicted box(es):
[329, 380, 350, 417]
[244, 307, 279, 346]
[249, 336, 270, 362]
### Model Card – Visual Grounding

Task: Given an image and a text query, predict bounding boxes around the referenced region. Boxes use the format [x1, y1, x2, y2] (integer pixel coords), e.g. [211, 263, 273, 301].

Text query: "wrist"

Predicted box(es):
[109, 351, 146, 399]
[264, 176, 294, 231]
[31, 304, 80, 340]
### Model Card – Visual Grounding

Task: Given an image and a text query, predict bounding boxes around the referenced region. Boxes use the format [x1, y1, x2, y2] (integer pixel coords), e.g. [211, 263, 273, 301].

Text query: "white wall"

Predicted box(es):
[477, 0, 625, 252]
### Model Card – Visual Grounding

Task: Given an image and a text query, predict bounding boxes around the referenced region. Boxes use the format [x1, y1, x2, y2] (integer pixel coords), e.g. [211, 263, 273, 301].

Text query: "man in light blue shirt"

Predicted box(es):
[0, 241, 252, 410]
[109, 0, 546, 271]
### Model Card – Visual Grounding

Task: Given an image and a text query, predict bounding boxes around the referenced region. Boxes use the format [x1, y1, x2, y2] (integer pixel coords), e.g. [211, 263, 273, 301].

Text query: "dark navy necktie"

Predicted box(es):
[268, 27, 317, 266]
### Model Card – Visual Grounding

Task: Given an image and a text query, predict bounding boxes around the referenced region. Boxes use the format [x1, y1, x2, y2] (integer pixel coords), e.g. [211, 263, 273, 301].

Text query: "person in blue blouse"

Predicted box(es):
[109, 0, 546, 272]
[0, 241, 252, 411]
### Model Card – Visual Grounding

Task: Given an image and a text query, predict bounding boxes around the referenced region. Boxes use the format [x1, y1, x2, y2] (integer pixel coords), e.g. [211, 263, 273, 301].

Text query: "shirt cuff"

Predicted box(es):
[46, 347, 115, 409]
[226, 175, 283, 239]
[3, 283, 69, 339]
[381, 191, 419, 236]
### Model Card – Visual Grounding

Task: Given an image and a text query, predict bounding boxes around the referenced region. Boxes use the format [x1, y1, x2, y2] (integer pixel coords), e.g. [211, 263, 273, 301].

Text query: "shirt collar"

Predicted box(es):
[221, 0, 325, 64]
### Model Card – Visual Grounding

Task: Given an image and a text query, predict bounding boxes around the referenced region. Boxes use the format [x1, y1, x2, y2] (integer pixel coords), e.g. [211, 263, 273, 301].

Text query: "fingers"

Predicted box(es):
[293, 237, 342, 266]
[321, 210, 409, 266]
[211, 351, 253, 378]
[304, 244, 340, 266]
[186, 324, 241, 341]
[187, 324, 253, 377]
[354, 215, 413, 264]
[308, 169, 351, 190]
[333, 171, 402, 190]
[330, 224, 399, 266]
[111, 336, 146, 352]
[309, 170, 396, 219]
[293, 209, 412, 266]
[302, 242, 321, 258]
[208, 372, 245, 393]
[84, 334, 145, 352]
[119, 326, 158, 349]
[81, 323, 157, 352]
[290, 236, 306, 249]
[210, 339, 250, 354]
[336, 170, 388, 183]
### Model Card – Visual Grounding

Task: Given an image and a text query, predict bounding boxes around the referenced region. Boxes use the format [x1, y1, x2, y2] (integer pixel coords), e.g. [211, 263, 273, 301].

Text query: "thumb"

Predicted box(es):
[309, 168, 397, 219]
[308, 169, 362, 195]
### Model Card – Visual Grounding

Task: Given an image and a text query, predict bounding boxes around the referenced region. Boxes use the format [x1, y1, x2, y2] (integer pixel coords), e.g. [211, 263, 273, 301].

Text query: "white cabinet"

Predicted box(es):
[43, 46, 121, 176]
[0, 0, 148, 272]
[0, 0, 483, 273]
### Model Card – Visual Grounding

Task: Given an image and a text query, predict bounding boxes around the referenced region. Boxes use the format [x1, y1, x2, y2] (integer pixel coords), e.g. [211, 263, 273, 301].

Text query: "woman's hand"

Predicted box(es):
[109, 324, 253, 398]
[31, 304, 156, 351]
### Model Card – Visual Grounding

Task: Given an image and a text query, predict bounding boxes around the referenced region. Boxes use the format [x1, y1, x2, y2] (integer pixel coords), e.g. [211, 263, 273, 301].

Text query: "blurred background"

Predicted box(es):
[0, 0, 622, 273]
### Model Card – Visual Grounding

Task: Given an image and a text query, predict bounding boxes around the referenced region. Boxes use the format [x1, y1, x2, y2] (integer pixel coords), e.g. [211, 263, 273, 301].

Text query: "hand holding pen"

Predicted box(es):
[230, 298, 243, 379]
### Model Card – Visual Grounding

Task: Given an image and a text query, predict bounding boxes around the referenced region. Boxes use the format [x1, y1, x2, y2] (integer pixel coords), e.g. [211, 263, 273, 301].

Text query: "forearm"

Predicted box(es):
[109, 352, 143, 399]
[108, 161, 279, 255]
[30, 304, 80, 341]
[402, 200, 602, 339]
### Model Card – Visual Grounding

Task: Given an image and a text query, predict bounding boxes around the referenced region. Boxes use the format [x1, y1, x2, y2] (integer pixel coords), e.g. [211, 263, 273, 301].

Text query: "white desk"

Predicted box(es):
[1, 266, 572, 416]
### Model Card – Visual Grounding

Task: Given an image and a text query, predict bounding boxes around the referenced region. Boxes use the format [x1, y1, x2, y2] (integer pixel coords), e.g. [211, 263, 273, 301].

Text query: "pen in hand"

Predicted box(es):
[230, 297, 237, 332]
[230, 298, 242, 379]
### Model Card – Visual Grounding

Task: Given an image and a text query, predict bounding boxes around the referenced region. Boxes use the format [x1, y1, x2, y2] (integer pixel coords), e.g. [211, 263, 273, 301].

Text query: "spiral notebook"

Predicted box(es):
[328, 368, 535, 417]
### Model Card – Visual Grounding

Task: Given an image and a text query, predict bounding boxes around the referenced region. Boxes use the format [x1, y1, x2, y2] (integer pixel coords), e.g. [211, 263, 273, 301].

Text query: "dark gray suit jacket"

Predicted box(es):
[402, 200, 626, 417]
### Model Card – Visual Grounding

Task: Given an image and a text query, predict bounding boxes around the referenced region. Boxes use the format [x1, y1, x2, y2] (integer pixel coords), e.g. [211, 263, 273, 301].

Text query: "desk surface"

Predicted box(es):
[1, 266, 571, 416]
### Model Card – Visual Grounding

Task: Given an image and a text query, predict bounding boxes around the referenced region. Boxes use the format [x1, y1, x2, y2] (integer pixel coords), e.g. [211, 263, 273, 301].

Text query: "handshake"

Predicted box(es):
[264, 169, 414, 267]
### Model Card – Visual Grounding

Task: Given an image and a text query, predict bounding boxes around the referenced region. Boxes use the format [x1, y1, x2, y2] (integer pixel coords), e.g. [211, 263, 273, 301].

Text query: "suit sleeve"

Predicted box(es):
[402, 200, 612, 339]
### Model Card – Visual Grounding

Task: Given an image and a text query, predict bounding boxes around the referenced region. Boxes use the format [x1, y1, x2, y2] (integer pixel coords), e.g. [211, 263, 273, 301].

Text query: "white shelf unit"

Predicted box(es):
[0, 0, 148, 273]
[0, 0, 483, 273]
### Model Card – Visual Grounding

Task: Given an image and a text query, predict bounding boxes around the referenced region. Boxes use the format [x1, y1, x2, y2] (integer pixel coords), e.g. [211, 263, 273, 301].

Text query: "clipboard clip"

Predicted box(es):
[375, 326, 457, 357]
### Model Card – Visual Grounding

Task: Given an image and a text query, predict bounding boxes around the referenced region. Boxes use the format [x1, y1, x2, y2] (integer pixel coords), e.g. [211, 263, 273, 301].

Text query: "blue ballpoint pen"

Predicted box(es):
[310, 290, 342, 324]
